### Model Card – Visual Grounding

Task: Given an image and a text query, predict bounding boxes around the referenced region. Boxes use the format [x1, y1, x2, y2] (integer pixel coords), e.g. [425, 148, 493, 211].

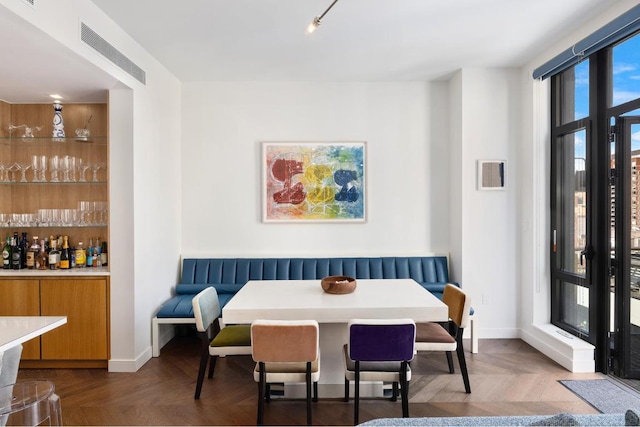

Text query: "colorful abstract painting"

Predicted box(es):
[262, 142, 366, 222]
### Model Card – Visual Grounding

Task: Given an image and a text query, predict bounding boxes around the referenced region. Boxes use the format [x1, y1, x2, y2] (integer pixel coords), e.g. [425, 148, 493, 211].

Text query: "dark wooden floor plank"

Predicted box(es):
[16, 336, 605, 425]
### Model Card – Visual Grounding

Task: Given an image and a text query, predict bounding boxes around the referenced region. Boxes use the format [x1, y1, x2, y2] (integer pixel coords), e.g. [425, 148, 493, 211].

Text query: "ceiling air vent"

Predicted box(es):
[80, 22, 146, 85]
[22, 0, 35, 6]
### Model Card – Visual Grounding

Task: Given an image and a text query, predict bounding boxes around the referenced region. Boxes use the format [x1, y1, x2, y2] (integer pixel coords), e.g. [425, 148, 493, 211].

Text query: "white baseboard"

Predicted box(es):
[521, 323, 595, 373]
[108, 346, 153, 372]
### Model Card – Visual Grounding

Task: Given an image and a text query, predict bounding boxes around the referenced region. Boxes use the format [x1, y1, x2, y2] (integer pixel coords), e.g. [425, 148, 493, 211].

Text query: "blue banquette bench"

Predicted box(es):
[151, 255, 477, 356]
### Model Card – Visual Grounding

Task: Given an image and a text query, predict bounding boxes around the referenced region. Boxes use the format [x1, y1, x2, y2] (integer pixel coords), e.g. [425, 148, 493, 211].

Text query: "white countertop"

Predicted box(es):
[0, 268, 109, 277]
[0, 316, 67, 352]
[222, 278, 448, 324]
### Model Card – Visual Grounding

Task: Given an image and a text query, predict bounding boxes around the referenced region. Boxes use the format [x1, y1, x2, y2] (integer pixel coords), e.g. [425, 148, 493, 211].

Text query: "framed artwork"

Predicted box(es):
[477, 159, 506, 190]
[262, 141, 366, 222]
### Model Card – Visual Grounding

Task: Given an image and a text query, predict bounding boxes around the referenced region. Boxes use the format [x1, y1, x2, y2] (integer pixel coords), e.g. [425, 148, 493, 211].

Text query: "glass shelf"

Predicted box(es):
[0, 136, 107, 145]
[0, 181, 107, 185]
[0, 224, 108, 229]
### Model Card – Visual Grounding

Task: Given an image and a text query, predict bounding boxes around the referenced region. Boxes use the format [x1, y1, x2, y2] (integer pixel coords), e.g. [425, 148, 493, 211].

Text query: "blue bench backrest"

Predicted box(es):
[179, 256, 449, 293]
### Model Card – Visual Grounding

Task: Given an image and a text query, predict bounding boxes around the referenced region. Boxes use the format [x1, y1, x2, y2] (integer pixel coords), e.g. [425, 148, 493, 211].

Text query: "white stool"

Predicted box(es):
[0, 380, 62, 426]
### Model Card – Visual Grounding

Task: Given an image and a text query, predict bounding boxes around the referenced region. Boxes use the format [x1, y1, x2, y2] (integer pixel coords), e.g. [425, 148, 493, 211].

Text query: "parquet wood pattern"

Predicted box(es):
[17, 336, 604, 426]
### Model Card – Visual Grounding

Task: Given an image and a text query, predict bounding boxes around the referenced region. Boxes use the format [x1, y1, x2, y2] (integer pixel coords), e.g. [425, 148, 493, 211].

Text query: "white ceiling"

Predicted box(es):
[0, 0, 619, 103]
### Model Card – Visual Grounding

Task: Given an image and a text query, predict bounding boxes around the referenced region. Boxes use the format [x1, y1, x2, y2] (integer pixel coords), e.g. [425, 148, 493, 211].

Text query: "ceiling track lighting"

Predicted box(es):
[306, 0, 340, 34]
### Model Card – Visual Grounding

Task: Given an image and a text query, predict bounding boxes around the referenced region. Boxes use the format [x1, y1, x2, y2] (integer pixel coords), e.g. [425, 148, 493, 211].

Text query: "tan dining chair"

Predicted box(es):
[415, 283, 471, 393]
[343, 319, 416, 425]
[251, 319, 320, 426]
[192, 287, 252, 399]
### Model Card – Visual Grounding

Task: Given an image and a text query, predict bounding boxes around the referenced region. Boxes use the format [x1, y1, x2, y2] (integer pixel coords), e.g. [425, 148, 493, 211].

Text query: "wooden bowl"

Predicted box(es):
[321, 276, 357, 294]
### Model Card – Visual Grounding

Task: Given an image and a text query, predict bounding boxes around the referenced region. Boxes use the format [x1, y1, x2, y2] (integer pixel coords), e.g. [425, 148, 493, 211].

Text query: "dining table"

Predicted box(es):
[222, 278, 448, 398]
[0, 316, 67, 353]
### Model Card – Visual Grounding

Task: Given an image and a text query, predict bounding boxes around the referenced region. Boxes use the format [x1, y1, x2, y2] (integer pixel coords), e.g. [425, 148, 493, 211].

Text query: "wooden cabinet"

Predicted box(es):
[0, 100, 111, 368]
[0, 279, 40, 359]
[0, 276, 110, 367]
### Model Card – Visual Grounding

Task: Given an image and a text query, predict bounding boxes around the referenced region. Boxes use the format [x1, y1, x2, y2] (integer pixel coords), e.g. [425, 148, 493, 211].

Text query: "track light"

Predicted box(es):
[306, 0, 340, 34]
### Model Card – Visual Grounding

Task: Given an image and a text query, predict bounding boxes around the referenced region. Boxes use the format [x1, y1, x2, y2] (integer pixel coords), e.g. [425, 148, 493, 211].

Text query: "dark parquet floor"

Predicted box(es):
[16, 336, 605, 426]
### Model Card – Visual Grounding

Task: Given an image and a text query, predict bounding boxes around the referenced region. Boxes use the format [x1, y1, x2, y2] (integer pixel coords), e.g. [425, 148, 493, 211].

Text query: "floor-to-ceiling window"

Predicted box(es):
[550, 30, 640, 377]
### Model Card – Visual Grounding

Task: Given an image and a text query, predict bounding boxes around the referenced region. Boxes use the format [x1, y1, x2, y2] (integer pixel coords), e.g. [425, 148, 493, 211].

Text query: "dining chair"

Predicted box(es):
[0, 344, 22, 389]
[415, 283, 472, 393]
[191, 287, 252, 399]
[343, 319, 416, 425]
[251, 319, 320, 426]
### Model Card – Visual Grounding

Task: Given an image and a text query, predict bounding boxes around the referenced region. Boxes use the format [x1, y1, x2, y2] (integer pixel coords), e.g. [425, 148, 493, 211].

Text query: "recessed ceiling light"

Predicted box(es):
[49, 94, 63, 100]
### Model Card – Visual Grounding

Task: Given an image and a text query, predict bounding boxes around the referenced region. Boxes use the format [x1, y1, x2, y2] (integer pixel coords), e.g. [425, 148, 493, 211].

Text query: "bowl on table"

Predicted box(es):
[321, 276, 357, 294]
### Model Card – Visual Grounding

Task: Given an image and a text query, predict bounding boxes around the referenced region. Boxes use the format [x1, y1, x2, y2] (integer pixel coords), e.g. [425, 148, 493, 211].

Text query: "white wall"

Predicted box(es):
[0, 0, 183, 371]
[181, 82, 445, 257]
[459, 68, 520, 339]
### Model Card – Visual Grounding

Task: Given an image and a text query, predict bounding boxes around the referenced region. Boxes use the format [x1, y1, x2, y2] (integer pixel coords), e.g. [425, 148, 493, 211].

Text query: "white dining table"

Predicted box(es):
[0, 316, 67, 353]
[222, 278, 448, 397]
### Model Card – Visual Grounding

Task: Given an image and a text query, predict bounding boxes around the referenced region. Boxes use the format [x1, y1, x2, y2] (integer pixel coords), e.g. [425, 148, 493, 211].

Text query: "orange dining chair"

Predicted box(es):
[415, 283, 472, 393]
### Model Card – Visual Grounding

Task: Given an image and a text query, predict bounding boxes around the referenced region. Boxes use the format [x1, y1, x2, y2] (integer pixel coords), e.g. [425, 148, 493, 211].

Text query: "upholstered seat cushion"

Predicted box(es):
[211, 324, 251, 347]
[343, 345, 412, 381]
[414, 322, 457, 352]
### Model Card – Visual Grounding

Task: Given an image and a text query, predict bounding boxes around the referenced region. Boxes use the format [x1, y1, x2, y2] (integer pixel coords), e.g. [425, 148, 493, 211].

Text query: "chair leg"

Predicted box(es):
[446, 351, 455, 374]
[400, 361, 409, 418]
[344, 378, 349, 402]
[266, 384, 271, 403]
[391, 382, 398, 402]
[313, 381, 319, 402]
[194, 343, 209, 399]
[456, 330, 471, 393]
[207, 355, 217, 379]
[354, 362, 360, 426]
[257, 362, 265, 425]
[306, 362, 312, 425]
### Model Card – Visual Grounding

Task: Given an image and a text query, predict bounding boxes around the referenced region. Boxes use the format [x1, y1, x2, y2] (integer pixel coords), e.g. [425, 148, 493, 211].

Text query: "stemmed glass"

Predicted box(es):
[38, 155, 47, 182]
[91, 162, 106, 183]
[7, 163, 17, 182]
[77, 158, 90, 182]
[61, 156, 71, 183]
[77, 201, 92, 225]
[0, 163, 8, 183]
[49, 155, 59, 182]
[15, 162, 32, 182]
[31, 155, 40, 182]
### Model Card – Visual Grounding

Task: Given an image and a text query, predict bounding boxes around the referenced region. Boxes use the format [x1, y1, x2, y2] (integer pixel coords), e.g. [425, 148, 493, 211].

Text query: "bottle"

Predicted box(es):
[86, 237, 94, 268]
[37, 239, 48, 270]
[70, 245, 76, 268]
[11, 236, 22, 270]
[95, 237, 102, 267]
[75, 241, 86, 268]
[48, 239, 59, 270]
[59, 235, 70, 269]
[20, 232, 28, 269]
[26, 236, 39, 269]
[2, 236, 11, 269]
[100, 241, 108, 267]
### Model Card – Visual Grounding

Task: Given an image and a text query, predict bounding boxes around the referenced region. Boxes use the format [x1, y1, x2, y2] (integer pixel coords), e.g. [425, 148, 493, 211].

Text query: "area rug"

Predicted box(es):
[560, 379, 640, 413]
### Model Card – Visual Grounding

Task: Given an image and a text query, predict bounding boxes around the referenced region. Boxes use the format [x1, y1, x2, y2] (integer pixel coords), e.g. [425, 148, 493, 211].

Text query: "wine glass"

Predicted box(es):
[31, 155, 40, 182]
[16, 162, 32, 182]
[39, 155, 47, 182]
[49, 155, 59, 182]
[0, 163, 7, 183]
[91, 162, 106, 183]
[77, 158, 90, 182]
[8, 163, 17, 182]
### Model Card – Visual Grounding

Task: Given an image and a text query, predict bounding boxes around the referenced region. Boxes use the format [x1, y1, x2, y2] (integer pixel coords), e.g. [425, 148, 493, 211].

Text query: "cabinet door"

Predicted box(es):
[0, 279, 40, 359]
[40, 278, 108, 360]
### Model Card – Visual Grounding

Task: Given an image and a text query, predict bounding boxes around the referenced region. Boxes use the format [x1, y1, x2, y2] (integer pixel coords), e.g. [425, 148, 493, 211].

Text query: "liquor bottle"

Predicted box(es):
[48, 239, 59, 270]
[37, 239, 48, 270]
[11, 236, 22, 270]
[95, 237, 102, 267]
[20, 232, 28, 269]
[75, 241, 86, 268]
[86, 237, 94, 268]
[2, 236, 11, 269]
[59, 235, 70, 269]
[100, 241, 108, 267]
[26, 236, 39, 269]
